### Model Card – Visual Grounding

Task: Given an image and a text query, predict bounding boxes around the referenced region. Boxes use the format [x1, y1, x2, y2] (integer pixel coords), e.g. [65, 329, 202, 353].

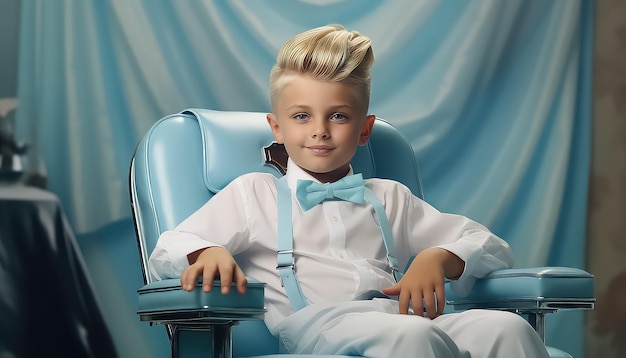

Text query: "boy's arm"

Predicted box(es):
[379, 182, 514, 318]
[402, 194, 514, 297]
[148, 176, 252, 283]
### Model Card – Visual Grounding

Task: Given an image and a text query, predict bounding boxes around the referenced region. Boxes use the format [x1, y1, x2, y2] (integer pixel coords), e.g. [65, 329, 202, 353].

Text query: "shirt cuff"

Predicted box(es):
[152, 231, 223, 279]
[435, 241, 484, 296]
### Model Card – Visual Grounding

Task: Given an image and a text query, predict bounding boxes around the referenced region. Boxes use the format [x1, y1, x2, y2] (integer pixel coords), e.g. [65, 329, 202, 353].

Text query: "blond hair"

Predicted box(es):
[269, 24, 374, 110]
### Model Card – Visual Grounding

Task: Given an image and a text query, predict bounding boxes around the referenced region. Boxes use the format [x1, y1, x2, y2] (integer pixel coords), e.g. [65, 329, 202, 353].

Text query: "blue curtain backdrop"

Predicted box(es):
[15, 0, 594, 356]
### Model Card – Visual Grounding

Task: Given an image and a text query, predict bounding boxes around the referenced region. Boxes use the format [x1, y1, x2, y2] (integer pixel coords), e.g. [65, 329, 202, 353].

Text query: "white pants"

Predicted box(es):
[277, 299, 550, 358]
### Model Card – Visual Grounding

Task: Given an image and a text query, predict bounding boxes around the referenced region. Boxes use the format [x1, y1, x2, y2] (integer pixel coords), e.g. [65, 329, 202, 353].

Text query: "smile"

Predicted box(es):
[307, 146, 333, 155]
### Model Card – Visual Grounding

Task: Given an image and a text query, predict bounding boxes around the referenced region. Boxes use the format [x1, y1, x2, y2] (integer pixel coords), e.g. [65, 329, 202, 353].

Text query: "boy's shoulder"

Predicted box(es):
[234, 172, 277, 184]
[364, 177, 417, 200]
[364, 177, 410, 190]
[224, 172, 279, 202]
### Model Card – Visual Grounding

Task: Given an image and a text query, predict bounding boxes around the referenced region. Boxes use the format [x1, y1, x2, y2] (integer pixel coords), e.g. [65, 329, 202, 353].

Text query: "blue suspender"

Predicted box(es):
[363, 189, 404, 284]
[275, 176, 403, 311]
[275, 177, 309, 311]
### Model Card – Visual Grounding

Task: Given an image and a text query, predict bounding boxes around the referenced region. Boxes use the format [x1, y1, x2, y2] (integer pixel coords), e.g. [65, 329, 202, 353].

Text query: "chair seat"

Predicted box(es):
[445, 267, 595, 311]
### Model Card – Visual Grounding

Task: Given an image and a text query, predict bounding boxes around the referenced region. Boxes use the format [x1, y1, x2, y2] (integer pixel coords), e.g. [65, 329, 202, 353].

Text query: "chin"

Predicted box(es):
[310, 165, 349, 177]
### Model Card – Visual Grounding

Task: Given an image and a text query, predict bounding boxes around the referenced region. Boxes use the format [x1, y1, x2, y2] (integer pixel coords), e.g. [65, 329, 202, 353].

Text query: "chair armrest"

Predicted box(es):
[137, 278, 266, 323]
[445, 266, 595, 313]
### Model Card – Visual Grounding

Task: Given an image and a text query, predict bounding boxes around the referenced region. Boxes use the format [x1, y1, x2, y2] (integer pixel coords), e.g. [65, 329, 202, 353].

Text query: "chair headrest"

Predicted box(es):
[182, 108, 377, 193]
[182, 108, 282, 193]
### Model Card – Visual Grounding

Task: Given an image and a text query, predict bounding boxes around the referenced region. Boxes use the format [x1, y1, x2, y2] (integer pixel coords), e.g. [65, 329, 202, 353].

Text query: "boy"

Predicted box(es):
[149, 25, 549, 357]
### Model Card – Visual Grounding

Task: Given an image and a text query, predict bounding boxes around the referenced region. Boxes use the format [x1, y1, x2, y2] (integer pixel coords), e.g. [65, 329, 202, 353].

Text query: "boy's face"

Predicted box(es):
[267, 74, 375, 183]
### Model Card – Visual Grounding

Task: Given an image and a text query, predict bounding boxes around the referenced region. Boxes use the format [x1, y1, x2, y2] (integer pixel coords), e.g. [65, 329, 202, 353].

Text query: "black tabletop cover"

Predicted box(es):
[0, 184, 117, 357]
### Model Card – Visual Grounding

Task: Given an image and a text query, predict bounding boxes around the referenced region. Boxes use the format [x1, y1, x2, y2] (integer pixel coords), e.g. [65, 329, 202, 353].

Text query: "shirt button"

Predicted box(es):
[338, 253, 345, 259]
[332, 216, 338, 222]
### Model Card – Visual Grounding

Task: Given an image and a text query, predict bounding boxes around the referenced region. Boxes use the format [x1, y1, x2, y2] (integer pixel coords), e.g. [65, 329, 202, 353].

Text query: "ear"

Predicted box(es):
[358, 114, 376, 146]
[267, 113, 284, 144]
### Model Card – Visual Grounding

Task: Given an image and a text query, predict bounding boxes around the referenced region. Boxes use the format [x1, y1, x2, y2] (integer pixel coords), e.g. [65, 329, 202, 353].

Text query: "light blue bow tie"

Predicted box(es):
[296, 173, 365, 211]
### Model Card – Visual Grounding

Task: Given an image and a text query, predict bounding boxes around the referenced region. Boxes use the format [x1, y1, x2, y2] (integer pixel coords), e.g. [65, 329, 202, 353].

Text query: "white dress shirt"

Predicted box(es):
[149, 159, 513, 334]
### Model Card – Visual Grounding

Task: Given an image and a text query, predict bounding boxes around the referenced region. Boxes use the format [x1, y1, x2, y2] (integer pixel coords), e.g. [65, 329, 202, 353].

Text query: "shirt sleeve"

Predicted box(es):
[393, 183, 514, 297]
[148, 177, 251, 281]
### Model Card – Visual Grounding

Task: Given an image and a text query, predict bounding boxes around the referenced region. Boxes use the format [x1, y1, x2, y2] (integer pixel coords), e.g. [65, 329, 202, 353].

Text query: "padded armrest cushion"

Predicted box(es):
[137, 278, 266, 321]
[445, 267, 595, 311]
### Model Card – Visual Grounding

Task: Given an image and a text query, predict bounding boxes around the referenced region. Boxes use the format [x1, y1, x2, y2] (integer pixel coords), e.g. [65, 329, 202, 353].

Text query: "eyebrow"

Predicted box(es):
[285, 104, 354, 112]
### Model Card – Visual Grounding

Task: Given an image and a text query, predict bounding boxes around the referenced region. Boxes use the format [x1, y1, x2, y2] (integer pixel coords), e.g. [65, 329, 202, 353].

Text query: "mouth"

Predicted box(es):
[306, 145, 334, 155]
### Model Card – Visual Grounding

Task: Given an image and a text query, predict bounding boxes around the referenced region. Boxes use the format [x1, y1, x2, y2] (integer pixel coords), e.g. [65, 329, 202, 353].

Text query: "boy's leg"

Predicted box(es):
[434, 309, 550, 358]
[277, 299, 466, 358]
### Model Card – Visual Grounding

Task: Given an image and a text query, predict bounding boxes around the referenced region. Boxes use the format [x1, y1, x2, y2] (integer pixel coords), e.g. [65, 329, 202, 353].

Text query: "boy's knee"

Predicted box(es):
[315, 312, 463, 357]
[486, 310, 535, 333]
[385, 316, 460, 356]
[478, 310, 544, 346]
[377, 315, 431, 340]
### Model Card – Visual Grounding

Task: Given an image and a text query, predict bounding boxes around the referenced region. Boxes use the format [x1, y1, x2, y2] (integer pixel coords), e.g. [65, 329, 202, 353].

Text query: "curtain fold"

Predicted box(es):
[15, 0, 594, 356]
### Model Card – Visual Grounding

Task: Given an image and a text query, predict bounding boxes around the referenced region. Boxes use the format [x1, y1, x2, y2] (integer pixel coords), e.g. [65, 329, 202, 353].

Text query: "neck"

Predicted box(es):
[301, 166, 351, 183]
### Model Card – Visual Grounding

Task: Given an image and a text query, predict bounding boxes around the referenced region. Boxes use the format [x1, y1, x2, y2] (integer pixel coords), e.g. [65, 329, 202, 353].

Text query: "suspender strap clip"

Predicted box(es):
[277, 249, 295, 269]
[386, 253, 403, 282]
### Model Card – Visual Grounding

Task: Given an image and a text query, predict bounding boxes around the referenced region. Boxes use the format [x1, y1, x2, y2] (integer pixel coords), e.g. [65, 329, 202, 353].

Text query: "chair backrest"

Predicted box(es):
[130, 108, 423, 286]
[129, 108, 424, 355]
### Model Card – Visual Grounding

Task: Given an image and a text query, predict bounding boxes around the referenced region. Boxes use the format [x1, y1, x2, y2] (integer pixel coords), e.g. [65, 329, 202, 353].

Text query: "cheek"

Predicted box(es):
[282, 126, 304, 143]
[344, 127, 365, 144]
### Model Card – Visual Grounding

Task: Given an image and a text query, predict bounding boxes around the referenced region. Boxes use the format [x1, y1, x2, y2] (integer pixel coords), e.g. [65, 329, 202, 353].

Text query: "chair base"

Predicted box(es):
[172, 323, 233, 358]
[138, 278, 266, 358]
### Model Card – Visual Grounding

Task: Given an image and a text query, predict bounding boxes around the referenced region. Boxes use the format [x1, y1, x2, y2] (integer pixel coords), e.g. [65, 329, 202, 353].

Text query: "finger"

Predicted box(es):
[435, 286, 445, 317]
[180, 269, 189, 290]
[382, 285, 400, 297]
[411, 291, 424, 317]
[234, 266, 248, 294]
[181, 265, 201, 291]
[423, 290, 437, 319]
[201, 264, 218, 292]
[217, 264, 234, 294]
[398, 288, 411, 315]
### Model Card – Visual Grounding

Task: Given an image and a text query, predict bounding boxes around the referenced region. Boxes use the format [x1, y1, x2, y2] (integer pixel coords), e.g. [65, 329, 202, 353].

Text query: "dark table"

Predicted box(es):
[0, 183, 117, 357]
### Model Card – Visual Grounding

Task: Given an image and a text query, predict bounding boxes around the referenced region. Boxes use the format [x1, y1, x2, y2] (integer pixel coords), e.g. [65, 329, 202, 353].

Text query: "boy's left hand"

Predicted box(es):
[382, 247, 463, 319]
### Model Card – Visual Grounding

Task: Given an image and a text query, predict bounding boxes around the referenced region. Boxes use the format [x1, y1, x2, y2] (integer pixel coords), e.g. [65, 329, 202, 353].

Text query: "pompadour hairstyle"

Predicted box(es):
[269, 24, 374, 110]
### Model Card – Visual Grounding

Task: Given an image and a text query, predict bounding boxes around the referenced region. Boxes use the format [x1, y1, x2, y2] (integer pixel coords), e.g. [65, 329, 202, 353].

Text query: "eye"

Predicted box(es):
[293, 113, 309, 121]
[330, 113, 347, 122]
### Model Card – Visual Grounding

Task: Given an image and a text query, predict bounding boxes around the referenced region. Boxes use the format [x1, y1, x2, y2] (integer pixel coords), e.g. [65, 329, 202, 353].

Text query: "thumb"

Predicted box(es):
[382, 284, 401, 296]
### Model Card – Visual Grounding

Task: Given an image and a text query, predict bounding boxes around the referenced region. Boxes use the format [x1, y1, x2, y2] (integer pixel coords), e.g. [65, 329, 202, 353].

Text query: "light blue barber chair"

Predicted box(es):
[130, 108, 595, 358]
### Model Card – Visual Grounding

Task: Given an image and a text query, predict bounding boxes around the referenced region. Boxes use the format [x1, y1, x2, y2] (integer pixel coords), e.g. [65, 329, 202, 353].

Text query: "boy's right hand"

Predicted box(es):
[180, 246, 247, 295]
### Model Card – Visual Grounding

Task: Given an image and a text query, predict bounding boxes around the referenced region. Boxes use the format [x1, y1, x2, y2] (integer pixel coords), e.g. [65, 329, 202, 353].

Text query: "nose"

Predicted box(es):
[311, 118, 329, 139]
